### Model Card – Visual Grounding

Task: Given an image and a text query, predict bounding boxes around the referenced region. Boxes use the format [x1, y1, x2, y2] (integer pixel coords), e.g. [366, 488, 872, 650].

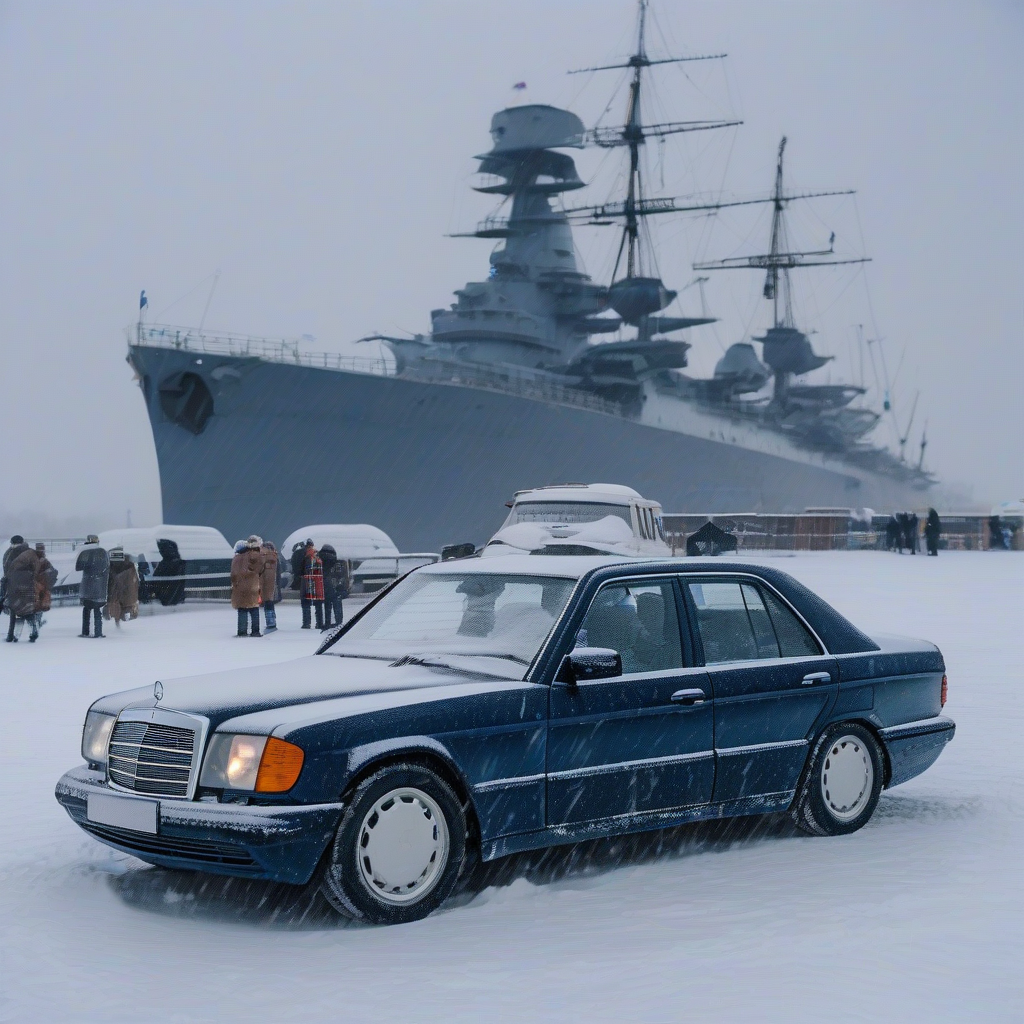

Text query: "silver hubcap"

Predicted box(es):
[356, 787, 450, 905]
[820, 734, 874, 822]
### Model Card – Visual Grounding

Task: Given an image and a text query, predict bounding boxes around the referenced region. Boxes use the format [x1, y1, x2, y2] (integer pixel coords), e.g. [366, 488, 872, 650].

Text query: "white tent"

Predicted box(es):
[282, 524, 398, 564]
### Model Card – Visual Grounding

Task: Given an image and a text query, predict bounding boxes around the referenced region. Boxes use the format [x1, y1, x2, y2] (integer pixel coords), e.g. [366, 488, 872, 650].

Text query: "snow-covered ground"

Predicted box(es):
[1, 552, 1021, 1023]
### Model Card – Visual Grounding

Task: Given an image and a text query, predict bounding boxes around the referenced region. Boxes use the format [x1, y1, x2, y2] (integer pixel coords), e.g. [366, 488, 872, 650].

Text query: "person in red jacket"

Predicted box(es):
[300, 539, 324, 630]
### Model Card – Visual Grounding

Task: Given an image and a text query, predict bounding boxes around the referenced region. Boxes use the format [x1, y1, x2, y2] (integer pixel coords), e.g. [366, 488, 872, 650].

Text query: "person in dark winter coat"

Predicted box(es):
[300, 540, 324, 629]
[32, 542, 58, 640]
[319, 544, 350, 630]
[1, 534, 25, 621]
[152, 538, 186, 606]
[76, 536, 109, 638]
[289, 542, 305, 591]
[884, 516, 900, 552]
[895, 512, 912, 554]
[231, 536, 265, 636]
[5, 538, 40, 642]
[260, 540, 280, 633]
[136, 554, 151, 603]
[988, 515, 1008, 550]
[925, 509, 941, 556]
[105, 548, 140, 624]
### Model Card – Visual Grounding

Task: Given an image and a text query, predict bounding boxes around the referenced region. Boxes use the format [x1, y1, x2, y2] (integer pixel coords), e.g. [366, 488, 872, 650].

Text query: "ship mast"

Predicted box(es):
[565, 0, 745, 329]
[695, 136, 869, 323]
[766, 137, 791, 327]
[619, 0, 649, 281]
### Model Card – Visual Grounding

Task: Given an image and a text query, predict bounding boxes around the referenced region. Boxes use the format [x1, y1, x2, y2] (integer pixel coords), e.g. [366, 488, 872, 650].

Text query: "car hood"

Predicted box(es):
[89, 654, 531, 732]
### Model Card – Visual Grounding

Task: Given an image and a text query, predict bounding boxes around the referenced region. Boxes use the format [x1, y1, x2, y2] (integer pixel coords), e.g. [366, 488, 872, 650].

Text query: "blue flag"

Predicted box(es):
[139, 290, 148, 310]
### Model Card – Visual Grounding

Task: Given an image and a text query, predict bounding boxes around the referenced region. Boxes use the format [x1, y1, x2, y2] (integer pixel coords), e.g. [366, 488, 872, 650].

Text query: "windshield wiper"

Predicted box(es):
[459, 652, 531, 665]
[389, 654, 525, 678]
[326, 653, 396, 662]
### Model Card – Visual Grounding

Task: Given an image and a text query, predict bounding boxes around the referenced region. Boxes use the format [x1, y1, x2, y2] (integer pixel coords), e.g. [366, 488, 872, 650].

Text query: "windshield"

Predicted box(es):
[505, 502, 632, 527]
[327, 572, 576, 670]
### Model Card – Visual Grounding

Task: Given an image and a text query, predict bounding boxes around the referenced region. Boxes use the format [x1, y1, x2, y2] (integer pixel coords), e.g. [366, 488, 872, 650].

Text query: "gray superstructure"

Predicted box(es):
[128, 2, 932, 549]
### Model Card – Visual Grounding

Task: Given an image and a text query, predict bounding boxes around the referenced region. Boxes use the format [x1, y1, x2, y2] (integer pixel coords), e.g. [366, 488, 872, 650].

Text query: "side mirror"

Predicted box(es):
[559, 647, 622, 685]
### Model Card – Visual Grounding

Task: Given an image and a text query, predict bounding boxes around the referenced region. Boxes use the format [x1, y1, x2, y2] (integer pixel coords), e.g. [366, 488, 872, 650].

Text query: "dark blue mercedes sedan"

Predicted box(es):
[56, 556, 955, 925]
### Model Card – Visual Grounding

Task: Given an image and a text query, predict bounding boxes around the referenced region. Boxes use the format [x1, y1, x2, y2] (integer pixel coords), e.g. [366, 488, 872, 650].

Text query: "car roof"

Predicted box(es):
[417, 554, 627, 579]
[415, 554, 800, 581]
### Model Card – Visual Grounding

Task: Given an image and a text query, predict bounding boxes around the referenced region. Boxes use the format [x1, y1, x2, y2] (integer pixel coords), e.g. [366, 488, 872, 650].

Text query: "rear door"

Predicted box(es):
[683, 577, 838, 805]
[546, 576, 714, 826]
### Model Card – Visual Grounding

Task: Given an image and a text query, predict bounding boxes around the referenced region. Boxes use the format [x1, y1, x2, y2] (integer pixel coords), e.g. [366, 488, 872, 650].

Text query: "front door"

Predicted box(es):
[683, 578, 838, 804]
[547, 577, 714, 826]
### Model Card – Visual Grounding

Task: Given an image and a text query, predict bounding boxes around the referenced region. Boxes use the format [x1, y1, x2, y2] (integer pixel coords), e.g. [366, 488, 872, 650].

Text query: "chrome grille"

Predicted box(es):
[108, 719, 196, 797]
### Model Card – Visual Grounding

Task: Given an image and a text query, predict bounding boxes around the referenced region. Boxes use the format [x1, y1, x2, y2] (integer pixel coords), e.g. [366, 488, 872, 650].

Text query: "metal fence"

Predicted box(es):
[663, 512, 1022, 553]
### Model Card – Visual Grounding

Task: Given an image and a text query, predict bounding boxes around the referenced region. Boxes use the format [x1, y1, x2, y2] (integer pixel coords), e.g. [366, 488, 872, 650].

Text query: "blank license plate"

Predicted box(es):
[87, 792, 159, 834]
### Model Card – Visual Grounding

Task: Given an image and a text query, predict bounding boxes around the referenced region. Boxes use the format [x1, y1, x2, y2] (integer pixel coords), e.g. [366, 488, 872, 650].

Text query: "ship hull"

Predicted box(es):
[130, 345, 926, 551]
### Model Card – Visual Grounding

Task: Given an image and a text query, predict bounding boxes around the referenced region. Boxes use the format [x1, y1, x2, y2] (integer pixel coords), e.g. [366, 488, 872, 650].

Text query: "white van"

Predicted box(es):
[482, 483, 671, 558]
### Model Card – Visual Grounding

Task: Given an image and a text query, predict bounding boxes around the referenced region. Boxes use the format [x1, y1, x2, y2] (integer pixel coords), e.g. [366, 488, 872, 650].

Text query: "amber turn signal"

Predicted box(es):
[255, 737, 305, 792]
[940, 674, 948, 708]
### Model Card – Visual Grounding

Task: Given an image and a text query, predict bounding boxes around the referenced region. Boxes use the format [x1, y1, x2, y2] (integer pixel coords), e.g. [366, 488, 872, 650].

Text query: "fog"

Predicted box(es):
[0, 0, 1020, 535]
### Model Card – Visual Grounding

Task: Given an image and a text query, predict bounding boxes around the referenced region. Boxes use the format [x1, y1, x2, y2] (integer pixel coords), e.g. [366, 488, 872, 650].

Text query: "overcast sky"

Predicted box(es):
[0, 0, 1020, 534]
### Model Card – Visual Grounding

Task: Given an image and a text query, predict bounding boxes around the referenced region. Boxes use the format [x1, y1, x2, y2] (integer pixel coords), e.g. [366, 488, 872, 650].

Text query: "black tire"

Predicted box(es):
[793, 723, 884, 837]
[320, 763, 467, 925]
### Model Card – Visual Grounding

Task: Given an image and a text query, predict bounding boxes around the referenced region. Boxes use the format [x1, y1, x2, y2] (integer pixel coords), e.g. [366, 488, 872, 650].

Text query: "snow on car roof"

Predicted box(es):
[97, 525, 233, 561]
[416, 553, 657, 579]
[511, 483, 648, 505]
[282, 524, 399, 559]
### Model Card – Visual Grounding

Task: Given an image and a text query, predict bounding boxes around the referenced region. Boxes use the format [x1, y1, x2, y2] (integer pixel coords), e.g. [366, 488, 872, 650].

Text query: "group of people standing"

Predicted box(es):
[230, 536, 281, 636]
[883, 510, 942, 556]
[75, 536, 141, 637]
[1, 533, 140, 643]
[288, 539, 351, 631]
[1, 536, 57, 642]
[230, 536, 349, 636]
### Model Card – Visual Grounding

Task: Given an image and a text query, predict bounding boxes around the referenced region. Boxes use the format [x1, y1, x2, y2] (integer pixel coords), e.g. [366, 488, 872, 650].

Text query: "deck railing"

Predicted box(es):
[133, 323, 622, 416]
[135, 324, 391, 376]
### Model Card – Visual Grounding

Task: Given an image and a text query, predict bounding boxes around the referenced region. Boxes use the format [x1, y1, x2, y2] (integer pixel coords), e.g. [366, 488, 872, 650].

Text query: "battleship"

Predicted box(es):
[128, 2, 933, 551]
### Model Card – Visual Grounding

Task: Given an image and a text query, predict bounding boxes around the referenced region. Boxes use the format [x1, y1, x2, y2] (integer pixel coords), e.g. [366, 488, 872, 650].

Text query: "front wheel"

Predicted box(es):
[793, 723, 884, 837]
[320, 763, 467, 925]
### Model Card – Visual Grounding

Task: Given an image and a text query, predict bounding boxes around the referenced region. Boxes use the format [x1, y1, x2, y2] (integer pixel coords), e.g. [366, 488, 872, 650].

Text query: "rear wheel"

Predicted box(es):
[794, 723, 884, 837]
[320, 763, 467, 925]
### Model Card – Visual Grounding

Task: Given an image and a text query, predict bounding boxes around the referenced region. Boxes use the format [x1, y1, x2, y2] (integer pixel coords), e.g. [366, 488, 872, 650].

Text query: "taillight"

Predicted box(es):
[940, 674, 948, 708]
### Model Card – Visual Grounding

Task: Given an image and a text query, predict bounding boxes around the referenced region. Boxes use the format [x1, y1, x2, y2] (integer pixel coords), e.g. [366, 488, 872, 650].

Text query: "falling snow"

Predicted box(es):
[1, 552, 1020, 1023]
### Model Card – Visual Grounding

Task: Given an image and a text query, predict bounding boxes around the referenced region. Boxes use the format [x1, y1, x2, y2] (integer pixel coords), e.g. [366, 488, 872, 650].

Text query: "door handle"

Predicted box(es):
[801, 671, 832, 685]
[670, 688, 706, 705]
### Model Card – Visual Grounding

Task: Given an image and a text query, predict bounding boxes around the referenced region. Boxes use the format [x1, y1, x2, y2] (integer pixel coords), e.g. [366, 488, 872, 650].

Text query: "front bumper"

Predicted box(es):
[55, 765, 343, 885]
[879, 715, 956, 788]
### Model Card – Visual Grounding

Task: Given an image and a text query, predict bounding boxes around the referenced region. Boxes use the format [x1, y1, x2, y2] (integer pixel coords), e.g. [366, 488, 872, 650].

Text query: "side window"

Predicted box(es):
[741, 584, 781, 659]
[579, 580, 682, 674]
[687, 582, 758, 664]
[635, 507, 649, 540]
[762, 590, 822, 658]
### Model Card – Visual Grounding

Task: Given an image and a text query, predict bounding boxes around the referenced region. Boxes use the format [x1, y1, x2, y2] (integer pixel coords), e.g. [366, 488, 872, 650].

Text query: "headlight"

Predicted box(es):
[82, 711, 116, 766]
[200, 734, 304, 793]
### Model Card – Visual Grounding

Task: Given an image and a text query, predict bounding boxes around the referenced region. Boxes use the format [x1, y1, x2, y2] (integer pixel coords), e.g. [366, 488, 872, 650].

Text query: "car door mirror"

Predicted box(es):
[559, 647, 622, 685]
